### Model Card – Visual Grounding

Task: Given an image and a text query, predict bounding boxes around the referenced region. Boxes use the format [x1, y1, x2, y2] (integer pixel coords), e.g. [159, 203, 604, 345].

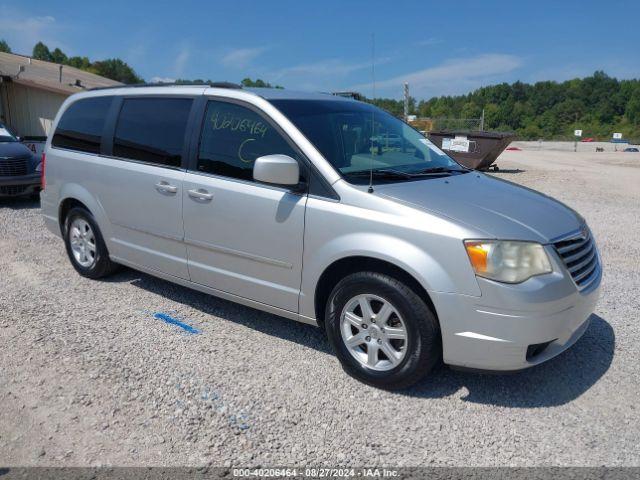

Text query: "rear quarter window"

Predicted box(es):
[52, 96, 113, 154]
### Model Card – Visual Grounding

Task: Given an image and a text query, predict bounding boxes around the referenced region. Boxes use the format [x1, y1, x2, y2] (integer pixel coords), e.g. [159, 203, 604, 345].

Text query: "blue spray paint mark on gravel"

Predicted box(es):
[153, 312, 200, 334]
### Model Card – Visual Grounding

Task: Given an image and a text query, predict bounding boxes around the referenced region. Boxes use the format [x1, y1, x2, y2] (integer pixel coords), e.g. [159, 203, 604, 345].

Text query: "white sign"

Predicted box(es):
[574, 129, 582, 137]
[449, 136, 470, 153]
[421, 137, 449, 156]
[442, 138, 452, 150]
[24, 140, 46, 157]
[613, 132, 622, 139]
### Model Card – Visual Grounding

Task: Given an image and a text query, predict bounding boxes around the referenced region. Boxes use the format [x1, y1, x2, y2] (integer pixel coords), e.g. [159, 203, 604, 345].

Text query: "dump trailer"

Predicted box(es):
[427, 130, 515, 170]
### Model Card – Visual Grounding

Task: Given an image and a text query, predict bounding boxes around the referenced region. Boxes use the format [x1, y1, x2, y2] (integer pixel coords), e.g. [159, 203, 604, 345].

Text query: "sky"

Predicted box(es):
[1, 1, 639, 100]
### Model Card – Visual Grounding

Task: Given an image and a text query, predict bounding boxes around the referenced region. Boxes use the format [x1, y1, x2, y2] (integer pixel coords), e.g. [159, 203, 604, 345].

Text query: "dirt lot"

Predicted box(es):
[1, 145, 639, 467]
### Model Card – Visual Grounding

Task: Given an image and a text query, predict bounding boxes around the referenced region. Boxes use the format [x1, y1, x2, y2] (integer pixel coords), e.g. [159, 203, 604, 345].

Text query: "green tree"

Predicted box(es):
[430, 98, 451, 118]
[482, 103, 500, 129]
[0, 39, 11, 53]
[461, 101, 482, 119]
[32, 41, 53, 61]
[240, 77, 283, 89]
[51, 47, 68, 65]
[626, 90, 640, 125]
[66, 56, 92, 70]
[91, 59, 143, 84]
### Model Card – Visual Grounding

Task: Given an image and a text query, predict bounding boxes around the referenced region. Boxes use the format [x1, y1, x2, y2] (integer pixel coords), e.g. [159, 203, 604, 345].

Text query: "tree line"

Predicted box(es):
[365, 72, 640, 141]
[173, 78, 283, 88]
[1, 39, 143, 84]
[2, 39, 638, 140]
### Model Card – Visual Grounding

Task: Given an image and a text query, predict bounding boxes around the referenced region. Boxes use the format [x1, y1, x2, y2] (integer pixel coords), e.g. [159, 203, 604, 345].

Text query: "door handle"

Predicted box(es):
[155, 181, 178, 194]
[188, 189, 213, 201]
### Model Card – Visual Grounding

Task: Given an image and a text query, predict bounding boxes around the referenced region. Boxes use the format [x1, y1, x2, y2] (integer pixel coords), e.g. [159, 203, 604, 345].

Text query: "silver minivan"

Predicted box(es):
[41, 84, 601, 389]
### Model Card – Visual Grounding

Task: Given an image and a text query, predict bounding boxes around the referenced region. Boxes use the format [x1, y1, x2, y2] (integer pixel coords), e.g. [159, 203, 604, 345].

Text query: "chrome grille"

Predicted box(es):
[553, 227, 600, 290]
[0, 157, 29, 176]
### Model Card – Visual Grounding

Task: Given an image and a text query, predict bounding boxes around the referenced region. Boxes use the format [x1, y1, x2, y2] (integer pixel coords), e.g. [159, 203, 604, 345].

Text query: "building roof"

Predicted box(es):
[0, 51, 122, 95]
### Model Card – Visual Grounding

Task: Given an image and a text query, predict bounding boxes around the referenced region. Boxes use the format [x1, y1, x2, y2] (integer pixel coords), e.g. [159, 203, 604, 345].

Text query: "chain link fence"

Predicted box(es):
[428, 117, 483, 131]
[408, 117, 483, 132]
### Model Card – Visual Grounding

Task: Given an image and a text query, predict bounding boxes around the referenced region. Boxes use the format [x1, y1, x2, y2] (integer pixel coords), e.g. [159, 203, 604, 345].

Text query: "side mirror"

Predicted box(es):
[253, 154, 300, 186]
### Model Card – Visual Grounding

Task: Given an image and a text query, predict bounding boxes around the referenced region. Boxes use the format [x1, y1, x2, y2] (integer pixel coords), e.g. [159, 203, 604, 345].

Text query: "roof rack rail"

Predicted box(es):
[89, 81, 243, 91]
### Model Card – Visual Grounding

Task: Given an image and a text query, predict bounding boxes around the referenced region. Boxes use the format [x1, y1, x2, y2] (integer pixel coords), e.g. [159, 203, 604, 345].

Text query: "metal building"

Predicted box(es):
[0, 52, 121, 141]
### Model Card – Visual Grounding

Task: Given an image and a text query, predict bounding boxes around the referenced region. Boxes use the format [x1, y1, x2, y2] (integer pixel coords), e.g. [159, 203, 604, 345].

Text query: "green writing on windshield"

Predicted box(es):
[210, 111, 268, 138]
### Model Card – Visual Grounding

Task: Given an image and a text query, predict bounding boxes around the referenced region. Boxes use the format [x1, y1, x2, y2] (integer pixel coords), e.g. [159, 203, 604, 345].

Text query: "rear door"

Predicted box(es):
[95, 95, 196, 279]
[182, 98, 308, 312]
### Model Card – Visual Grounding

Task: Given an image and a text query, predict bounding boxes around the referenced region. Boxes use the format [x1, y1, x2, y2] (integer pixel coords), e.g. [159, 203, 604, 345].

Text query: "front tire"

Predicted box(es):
[325, 272, 441, 390]
[63, 207, 118, 279]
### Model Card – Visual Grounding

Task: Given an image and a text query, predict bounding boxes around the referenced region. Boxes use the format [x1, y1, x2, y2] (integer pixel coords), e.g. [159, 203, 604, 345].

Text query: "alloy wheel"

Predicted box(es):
[340, 294, 408, 371]
[69, 218, 97, 268]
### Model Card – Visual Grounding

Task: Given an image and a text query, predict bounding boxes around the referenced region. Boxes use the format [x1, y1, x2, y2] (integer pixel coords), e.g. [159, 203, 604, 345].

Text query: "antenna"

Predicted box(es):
[368, 33, 376, 194]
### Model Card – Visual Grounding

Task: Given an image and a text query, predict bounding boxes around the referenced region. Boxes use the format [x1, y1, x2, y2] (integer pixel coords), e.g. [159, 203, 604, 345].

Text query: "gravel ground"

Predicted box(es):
[1, 145, 639, 467]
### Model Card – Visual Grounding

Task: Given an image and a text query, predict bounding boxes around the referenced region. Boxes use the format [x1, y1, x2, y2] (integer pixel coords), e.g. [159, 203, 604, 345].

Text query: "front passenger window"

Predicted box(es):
[197, 101, 302, 182]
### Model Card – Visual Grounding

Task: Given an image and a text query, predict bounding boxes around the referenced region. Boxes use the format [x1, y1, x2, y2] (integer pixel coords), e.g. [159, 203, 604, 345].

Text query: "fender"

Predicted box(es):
[58, 183, 115, 252]
[299, 232, 481, 319]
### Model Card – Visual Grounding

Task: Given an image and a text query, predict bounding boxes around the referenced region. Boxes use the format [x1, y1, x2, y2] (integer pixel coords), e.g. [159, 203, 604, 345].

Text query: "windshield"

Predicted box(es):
[0, 124, 17, 143]
[271, 99, 463, 184]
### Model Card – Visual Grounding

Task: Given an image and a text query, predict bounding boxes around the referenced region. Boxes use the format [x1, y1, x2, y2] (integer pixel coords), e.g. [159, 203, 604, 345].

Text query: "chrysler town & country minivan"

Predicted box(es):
[40, 84, 601, 389]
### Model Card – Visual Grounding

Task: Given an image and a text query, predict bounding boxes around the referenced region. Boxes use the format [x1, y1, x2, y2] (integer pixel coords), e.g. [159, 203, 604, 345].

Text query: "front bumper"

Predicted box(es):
[0, 173, 41, 196]
[432, 247, 602, 371]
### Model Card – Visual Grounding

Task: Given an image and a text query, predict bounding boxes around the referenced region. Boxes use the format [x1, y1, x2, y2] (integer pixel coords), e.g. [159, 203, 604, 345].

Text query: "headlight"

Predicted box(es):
[464, 240, 552, 283]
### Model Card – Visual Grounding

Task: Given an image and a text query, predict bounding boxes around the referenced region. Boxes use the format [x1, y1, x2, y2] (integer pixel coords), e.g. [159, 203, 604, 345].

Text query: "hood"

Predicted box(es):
[0, 141, 34, 160]
[374, 172, 582, 243]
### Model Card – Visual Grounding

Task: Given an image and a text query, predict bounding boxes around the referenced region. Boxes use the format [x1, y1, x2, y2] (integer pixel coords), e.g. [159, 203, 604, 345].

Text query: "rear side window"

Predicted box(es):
[52, 96, 113, 153]
[113, 97, 193, 167]
[197, 100, 301, 181]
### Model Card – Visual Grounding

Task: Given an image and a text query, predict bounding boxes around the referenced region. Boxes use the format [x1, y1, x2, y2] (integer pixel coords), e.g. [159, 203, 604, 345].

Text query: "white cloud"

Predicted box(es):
[354, 53, 523, 98]
[267, 57, 391, 91]
[220, 47, 266, 69]
[150, 76, 176, 84]
[0, 7, 66, 55]
[276, 58, 373, 77]
[416, 38, 443, 47]
[173, 45, 191, 77]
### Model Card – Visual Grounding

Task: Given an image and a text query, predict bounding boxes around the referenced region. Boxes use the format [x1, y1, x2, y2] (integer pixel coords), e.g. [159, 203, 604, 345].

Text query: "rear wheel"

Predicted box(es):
[325, 272, 441, 389]
[63, 207, 118, 279]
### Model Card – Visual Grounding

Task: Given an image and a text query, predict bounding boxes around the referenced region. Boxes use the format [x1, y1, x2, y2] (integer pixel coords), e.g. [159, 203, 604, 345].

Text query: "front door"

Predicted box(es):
[182, 99, 307, 312]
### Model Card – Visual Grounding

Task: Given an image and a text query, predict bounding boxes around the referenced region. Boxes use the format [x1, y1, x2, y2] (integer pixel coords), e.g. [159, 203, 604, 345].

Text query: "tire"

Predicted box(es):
[325, 272, 441, 390]
[63, 206, 118, 279]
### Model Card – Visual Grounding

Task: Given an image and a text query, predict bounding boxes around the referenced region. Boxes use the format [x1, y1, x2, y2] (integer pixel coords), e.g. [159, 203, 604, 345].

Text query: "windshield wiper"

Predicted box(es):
[413, 166, 469, 175]
[345, 167, 469, 185]
[345, 169, 415, 180]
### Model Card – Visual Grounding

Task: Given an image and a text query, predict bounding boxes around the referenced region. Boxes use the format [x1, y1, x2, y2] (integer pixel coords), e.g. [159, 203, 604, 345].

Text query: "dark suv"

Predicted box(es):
[0, 123, 41, 197]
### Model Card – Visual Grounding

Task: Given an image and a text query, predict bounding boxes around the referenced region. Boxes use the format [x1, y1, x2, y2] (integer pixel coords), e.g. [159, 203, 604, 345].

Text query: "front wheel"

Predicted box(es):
[325, 272, 441, 390]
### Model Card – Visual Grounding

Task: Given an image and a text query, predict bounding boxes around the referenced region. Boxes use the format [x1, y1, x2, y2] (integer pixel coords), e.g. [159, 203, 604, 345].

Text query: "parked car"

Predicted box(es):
[0, 122, 41, 197]
[41, 85, 601, 389]
[623, 147, 639, 152]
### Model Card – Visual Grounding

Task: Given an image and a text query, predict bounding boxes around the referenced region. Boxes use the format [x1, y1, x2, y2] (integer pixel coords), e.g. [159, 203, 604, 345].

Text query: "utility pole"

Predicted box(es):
[403, 82, 409, 121]
[480, 108, 485, 131]
[574, 112, 579, 153]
